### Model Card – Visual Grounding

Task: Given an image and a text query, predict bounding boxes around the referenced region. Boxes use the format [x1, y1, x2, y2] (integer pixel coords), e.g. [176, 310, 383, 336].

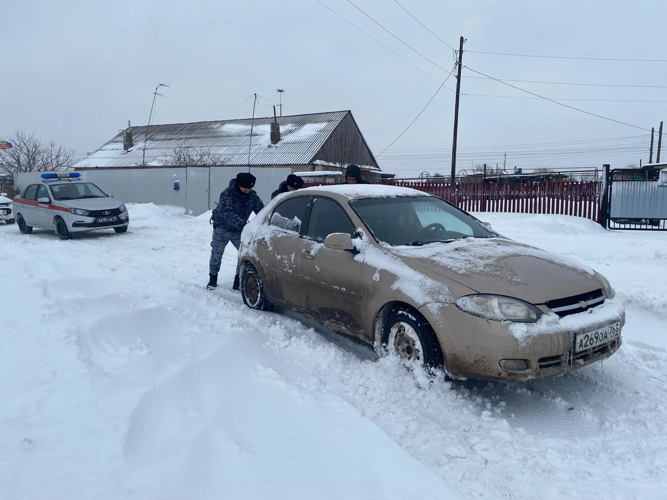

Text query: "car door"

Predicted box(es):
[255, 195, 311, 307]
[33, 184, 54, 228]
[296, 197, 367, 339]
[18, 184, 39, 225]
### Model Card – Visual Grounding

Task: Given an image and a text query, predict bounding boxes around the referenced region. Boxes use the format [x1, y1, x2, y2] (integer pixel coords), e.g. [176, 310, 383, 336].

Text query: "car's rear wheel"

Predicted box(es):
[381, 307, 444, 371]
[241, 262, 274, 311]
[114, 226, 128, 233]
[55, 217, 72, 240]
[17, 215, 32, 234]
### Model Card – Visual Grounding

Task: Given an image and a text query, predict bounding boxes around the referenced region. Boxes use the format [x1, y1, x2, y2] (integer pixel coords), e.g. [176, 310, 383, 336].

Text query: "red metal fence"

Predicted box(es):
[306, 180, 603, 222]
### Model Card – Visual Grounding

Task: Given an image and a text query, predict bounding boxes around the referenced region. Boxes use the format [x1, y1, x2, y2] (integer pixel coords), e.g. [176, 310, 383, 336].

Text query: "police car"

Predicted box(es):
[0, 193, 14, 224]
[13, 173, 129, 240]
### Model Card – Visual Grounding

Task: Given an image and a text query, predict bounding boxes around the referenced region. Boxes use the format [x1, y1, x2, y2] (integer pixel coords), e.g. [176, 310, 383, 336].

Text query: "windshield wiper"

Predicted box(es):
[406, 239, 455, 246]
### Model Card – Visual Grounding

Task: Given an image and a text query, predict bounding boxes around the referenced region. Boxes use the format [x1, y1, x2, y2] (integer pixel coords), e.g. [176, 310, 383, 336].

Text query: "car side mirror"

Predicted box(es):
[324, 233, 358, 253]
[38, 197, 50, 204]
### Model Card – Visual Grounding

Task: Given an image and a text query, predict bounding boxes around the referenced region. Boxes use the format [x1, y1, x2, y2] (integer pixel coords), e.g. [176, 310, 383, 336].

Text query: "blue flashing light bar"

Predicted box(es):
[41, 172, 82, 180]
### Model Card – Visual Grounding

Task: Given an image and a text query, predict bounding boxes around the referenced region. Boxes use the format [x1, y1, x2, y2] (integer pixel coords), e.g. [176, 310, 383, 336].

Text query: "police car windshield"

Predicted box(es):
[50, 182, 107, 201]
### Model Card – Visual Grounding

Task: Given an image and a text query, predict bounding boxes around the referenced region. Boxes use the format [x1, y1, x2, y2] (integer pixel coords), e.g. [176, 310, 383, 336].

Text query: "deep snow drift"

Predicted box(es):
[1, 205, 666, 499]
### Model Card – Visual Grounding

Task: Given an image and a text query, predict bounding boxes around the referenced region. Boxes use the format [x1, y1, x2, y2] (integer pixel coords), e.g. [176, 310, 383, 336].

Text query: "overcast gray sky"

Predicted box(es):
[2, 0, 666, 177]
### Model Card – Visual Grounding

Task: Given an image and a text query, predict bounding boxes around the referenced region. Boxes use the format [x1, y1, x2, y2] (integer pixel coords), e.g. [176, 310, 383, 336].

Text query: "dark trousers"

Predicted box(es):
[209, 227, 241, 276]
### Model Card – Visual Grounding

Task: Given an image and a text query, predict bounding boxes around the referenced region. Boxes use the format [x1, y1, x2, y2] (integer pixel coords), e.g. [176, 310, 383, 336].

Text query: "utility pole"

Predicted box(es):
[450, 36, 465, 184]
[649, 127, 655, 164]
[657, 121, 664, 163]
[247, 93, 259, 171]
[503, 152, 507, 171]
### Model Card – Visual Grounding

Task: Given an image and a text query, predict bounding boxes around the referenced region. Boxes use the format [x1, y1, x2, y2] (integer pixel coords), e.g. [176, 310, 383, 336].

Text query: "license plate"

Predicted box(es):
[96, 216, 118, 223]
[575, 321, 621, 353]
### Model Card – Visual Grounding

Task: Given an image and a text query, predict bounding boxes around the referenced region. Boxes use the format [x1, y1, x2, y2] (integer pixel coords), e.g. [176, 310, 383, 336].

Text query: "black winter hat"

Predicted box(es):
[345, 164, 362, 180]
[236, 172, 256, 189]
[286, 174, 304, 190]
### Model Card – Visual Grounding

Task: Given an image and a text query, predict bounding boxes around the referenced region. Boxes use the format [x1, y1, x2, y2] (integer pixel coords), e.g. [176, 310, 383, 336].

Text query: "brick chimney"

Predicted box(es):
[123, 120, 134, 151]
[270, 106, 281, 145]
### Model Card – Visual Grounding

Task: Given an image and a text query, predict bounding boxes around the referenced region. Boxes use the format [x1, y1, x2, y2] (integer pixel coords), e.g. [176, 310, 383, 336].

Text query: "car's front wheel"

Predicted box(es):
[381, 307, 444, 370]
[16, 215, 32, 234]
[55, 217, 72, 240]
[241, 262, 274, 311]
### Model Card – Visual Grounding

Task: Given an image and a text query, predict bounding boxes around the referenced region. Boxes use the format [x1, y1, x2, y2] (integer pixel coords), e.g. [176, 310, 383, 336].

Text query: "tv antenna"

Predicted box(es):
[142, 83, 169, 165]
[276, 88, 286, 117]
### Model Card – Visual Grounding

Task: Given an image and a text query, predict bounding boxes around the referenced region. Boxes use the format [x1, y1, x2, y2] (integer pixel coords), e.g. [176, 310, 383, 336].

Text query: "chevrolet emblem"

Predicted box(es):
[578, 300, 589, 309]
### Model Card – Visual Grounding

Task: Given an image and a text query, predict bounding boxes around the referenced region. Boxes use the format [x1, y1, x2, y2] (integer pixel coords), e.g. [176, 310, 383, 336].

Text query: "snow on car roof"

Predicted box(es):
[303, 184, 431, 200]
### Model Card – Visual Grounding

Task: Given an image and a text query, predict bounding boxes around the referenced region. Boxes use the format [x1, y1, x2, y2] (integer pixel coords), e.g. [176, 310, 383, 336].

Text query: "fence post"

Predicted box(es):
[599, 164, 611, 228]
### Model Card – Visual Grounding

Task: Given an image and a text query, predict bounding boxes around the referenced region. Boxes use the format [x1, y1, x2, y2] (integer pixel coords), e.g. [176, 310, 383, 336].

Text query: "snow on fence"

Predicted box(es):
[305, 180, 603, 222]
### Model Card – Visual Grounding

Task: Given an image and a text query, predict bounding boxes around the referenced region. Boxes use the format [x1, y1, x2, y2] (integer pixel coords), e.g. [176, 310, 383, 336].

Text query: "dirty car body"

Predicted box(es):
[238, 185, 623, 381]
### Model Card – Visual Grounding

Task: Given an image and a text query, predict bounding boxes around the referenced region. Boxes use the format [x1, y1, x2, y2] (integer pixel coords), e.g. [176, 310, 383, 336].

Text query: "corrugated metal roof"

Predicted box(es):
[76, 111, 355, 169]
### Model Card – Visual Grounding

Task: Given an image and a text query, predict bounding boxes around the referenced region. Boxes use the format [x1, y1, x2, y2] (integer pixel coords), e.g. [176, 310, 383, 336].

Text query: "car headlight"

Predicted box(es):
[455, 294, 543, 323]
[596, 273, 615, 299]
[69, 208, 90, 216]
[119, 204, 127, 212]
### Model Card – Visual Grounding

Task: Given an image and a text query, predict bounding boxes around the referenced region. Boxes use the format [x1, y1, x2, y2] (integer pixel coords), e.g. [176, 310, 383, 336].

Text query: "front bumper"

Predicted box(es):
[420, 302, 624, 381]
[67, 211, 129, 232]
[0, 207, 13, 220]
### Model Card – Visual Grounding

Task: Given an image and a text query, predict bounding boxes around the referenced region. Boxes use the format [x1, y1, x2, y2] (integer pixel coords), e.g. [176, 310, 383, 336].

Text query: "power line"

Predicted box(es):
[466, 50, 667, 63]
[391, 0, 455, 51]
[377, 64, 457, 157]
[315, 0, 445, 85]
[345, 0, 451, 72]
[460, 93, 667, 103]
[463, 74, 667, 89]
[463, 65, 660, 134]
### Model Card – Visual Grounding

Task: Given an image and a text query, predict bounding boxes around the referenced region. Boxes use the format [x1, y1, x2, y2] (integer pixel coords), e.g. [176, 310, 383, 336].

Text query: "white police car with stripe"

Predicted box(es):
[13, 173, 129, 240]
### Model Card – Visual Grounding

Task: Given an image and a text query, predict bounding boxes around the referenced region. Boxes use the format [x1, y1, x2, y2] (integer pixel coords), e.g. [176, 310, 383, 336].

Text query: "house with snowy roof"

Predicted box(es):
[75, 110, 389, 181]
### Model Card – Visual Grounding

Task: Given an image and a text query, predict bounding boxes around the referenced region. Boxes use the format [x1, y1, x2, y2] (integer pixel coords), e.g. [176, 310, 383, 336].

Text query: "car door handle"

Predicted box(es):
[301, 249, 315, 259]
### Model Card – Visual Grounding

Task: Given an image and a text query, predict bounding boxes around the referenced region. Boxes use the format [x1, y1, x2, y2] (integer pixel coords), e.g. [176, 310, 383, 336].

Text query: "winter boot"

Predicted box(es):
[232, 274, 240, 291]
[207, 273, 218, 290]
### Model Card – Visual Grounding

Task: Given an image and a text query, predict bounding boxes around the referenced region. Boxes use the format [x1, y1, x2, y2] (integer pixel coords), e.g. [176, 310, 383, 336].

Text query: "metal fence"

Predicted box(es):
[14, 166, 292, 216]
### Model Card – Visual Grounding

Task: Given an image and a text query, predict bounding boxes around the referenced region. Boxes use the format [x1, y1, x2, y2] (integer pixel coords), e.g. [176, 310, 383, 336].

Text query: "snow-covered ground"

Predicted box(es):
[1, 205, 666, 500]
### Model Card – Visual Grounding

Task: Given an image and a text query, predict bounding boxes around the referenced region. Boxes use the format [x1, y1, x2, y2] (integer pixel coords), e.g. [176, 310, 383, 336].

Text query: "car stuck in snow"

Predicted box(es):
[13, 173, 129, 239]
[238, 184, 624, 381]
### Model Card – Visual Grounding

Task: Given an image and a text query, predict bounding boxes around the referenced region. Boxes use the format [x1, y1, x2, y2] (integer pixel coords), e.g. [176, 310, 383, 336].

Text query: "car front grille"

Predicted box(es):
[0, 203, 10, 207]
[545, 289, 605, 318]
[88, 208, 122, 217]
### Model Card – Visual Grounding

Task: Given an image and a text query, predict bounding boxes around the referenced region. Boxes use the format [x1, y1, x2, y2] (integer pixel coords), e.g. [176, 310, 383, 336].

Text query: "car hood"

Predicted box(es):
[0, 195, 12, 204]
[388, 237, 602, 304]
[58, 198, 123, 210]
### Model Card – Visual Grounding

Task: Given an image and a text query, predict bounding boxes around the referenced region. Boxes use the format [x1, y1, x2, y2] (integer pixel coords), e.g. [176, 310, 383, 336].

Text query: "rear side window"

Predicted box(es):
[270, 196, 310, 234]
[306, 198, 355, 242]
[23, 185, 39, 201]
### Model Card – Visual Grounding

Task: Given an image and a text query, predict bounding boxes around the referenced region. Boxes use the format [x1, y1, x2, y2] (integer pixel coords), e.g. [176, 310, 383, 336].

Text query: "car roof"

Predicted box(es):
[298, 184, 432, 202]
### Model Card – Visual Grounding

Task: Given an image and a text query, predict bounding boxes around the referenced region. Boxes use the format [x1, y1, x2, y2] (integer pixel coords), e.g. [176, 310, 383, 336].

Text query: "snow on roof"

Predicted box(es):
[311, 159, 377, 171]
[75, 111, 379, 169]
[294, 171, 343, 177]
[304, 184, 430, 199]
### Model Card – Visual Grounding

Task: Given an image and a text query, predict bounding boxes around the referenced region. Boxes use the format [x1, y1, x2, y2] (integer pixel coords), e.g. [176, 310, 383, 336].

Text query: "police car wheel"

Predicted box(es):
[17, 215, 32, 234]
[241, 263, 274, 312]
[55, 217, 72, 240]
[114, 226, 128, 233]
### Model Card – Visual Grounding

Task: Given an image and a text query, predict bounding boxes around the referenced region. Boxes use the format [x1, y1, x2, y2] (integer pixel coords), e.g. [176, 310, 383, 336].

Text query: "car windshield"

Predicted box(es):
[50, 182, 107, 201]
[351, 196, 496, 246]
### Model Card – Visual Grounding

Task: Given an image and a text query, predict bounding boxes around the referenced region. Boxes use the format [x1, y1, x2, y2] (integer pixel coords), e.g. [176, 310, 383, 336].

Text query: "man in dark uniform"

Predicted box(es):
[271, 174, 304, 199]
[207, 172, 264, 290]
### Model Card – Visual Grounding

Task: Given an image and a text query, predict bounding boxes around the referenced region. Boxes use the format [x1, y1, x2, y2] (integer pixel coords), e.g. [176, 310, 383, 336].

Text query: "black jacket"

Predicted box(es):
[271, 181, 289, 199]
[212, 179, 264, 233]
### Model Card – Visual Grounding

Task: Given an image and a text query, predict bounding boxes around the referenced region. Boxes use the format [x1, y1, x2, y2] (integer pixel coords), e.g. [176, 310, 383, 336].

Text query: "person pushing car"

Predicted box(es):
[207, 172, 264, 291]
[271, 173, 304, 199]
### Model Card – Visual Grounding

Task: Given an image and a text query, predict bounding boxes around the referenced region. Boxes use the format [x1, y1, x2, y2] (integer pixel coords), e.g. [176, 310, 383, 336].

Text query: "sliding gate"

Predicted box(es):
[602, 167, 667, 230]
